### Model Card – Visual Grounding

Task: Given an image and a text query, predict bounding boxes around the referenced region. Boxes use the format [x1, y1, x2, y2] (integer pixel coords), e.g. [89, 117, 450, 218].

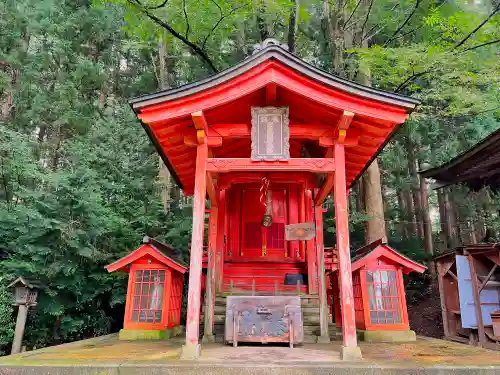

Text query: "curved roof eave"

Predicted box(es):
[129, 45, 420, 112]
[420, 127, 500, 180]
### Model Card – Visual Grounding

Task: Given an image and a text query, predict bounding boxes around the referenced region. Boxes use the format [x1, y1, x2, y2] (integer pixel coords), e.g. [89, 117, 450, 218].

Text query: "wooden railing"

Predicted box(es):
[223, 279, 308, 295]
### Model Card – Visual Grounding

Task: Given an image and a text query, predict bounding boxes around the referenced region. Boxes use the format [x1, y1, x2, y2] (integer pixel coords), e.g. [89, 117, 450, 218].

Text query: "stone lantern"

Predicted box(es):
[8, 277, 39, 354]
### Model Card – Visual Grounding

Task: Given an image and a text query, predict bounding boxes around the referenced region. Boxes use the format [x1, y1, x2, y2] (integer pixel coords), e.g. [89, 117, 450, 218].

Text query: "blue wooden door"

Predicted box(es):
[456, 255, 500, 328]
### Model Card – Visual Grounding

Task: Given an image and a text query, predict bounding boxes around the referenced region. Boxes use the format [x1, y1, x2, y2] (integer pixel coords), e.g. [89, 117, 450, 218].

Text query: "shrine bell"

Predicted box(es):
[330, 240, 425, 342]
[106, 236, 187, 340]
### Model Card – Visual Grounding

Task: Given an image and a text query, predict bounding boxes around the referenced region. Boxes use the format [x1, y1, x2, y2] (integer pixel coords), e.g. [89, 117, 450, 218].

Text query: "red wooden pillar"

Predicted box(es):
[215, 189, 226, 293]
[181, 142, 208, 359]
[203, 201, 218, 343]
[305, 188, 318, 294]
[333, 143, 362, 360]
[298, 185, 305, 259]
[314, 202, 330, 343]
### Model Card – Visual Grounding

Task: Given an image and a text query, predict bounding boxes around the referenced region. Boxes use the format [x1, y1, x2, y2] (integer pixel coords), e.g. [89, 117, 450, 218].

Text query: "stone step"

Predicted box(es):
[209, 325, 341, 342]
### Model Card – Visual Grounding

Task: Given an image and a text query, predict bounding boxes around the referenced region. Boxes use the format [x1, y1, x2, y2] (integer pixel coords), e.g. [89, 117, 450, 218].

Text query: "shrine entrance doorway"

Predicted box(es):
[240, 187, 287, 261]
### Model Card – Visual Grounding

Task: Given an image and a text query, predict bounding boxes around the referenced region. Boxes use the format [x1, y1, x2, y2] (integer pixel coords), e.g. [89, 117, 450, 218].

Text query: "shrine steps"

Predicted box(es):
[200, 295, 341, 344]
[221, 262, 309, 294]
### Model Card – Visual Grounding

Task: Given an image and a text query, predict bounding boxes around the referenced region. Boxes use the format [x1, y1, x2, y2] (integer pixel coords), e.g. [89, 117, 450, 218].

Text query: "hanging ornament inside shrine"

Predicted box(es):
[260, 176, 273, 227]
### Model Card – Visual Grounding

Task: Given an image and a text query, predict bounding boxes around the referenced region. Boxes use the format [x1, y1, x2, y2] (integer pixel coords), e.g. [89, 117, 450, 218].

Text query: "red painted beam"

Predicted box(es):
[209, 123, 336, 139]
[184, 135, 223, 147]
[203, 205, 218, 338]
[314, 173, 334, 206]
[206, 172, 218, 207]
[206, 158, 335, 173]
[266, 83, 277, 105]
[215, 189, 226, 292]
[336, 111, 354, 143]
[191, 111, 209, 133]
[305, 188, 317, 294]
[338, 110, 354, 130]
[218, 172, 316, 189]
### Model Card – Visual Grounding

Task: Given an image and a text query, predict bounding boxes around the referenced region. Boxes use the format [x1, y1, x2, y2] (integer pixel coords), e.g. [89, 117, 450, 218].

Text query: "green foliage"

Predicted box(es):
[0, 0, 190, 350]
[0, 286, 14, 355]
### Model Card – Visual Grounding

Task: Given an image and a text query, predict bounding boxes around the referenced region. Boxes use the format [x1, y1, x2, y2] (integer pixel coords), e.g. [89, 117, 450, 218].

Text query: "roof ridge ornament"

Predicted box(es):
[252, 38, 289, 55]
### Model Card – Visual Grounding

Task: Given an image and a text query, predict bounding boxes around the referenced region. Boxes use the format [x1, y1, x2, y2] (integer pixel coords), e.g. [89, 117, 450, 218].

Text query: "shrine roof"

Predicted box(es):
[130, 46, 419, 110]
[351, 239, 426, 274]
[129, 43, 420, 195]
[7, 276, 42, 289]
[419, 128, 500, 191]
[331, 239, 425, 274]
[105, 237, 187, 274]
[434, 243, 500, 261]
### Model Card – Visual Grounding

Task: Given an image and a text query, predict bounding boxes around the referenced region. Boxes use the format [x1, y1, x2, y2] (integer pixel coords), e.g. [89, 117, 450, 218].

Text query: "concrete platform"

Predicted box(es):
[1, 334, 500, 375]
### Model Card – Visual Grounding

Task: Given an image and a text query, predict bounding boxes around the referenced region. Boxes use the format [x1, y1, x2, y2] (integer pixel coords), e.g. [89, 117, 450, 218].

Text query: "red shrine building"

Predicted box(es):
[129, 40, 421, 360]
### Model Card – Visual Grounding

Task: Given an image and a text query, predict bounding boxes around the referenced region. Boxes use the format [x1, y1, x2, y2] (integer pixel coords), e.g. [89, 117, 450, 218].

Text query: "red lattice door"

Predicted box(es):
[240, 189, 287, 260]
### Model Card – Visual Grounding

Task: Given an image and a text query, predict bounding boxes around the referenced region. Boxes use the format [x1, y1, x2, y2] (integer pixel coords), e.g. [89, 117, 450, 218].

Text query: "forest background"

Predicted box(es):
[0, 0, 499, 354]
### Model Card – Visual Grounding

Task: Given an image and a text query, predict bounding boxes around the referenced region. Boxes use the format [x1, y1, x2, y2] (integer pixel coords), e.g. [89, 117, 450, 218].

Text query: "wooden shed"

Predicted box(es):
[435, 244, 500, 350]
[106, 237, 187, 340]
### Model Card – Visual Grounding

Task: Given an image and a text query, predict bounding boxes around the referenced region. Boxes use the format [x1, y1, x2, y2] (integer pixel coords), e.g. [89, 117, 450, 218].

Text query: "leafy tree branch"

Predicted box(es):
[126, 0, 218, 72]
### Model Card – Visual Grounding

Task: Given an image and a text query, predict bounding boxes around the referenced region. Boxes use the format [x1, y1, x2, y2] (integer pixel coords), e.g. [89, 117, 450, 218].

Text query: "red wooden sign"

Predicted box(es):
[251, 107, 290, 161]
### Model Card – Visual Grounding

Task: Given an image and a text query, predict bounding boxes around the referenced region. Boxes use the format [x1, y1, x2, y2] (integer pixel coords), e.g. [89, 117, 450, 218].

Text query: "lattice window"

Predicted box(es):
[366, 270, 402, 325]
[352, 273, 364, 323]
[168, 274, 183, 327]
[132, 270, 166, 323]
[243, 222, 262, 249]
[266, 222, 285, 249]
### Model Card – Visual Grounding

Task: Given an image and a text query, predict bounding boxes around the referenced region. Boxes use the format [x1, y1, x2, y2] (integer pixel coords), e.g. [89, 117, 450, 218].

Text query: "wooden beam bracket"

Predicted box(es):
[314, 173, 334, 206]
[336, 111, 354, 144]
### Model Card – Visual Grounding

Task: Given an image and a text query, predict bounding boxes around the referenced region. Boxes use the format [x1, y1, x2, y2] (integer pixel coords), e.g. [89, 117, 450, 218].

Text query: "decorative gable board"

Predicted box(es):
[456, 255, 500, 328]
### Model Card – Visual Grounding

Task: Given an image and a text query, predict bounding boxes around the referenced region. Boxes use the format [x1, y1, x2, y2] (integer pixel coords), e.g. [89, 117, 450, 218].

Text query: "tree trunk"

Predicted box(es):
[444, 188, 458, 247]
[405, 134, 425, 237]
[323, 0, 345, 75]
[363, 160, 387, 244]
[397, 189, 409, 239]
[354, 181, 362, 213]
[0, 29, 28, 121]
[403, 188, 417, 236]
[355, 2, 386, 245]
[420, 173, 434, 274]
[450, 193, 463, 245]
[437, 189, 452, 250]
[257, 0, 271, 42]
[287, 0, 299, 53]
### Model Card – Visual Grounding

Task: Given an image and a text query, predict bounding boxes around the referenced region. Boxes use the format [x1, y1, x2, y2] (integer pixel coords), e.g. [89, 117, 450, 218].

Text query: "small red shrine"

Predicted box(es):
[129, 40, 420, 359]
[106, 237, 187, 340]
[329, 240, 425, 341]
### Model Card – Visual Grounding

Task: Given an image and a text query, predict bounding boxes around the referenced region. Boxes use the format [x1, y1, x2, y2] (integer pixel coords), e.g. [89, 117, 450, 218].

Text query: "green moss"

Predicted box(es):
[119, 326, 182, 341]
[359, 329, 417, 342]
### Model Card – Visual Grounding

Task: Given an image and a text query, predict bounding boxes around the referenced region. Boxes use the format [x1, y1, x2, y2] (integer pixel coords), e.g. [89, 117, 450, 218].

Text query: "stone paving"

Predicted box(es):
[1, 334, 500, 375]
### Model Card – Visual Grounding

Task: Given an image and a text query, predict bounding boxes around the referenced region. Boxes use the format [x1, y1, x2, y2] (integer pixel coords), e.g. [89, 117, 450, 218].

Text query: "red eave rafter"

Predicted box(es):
[137, 62, 408, 126]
